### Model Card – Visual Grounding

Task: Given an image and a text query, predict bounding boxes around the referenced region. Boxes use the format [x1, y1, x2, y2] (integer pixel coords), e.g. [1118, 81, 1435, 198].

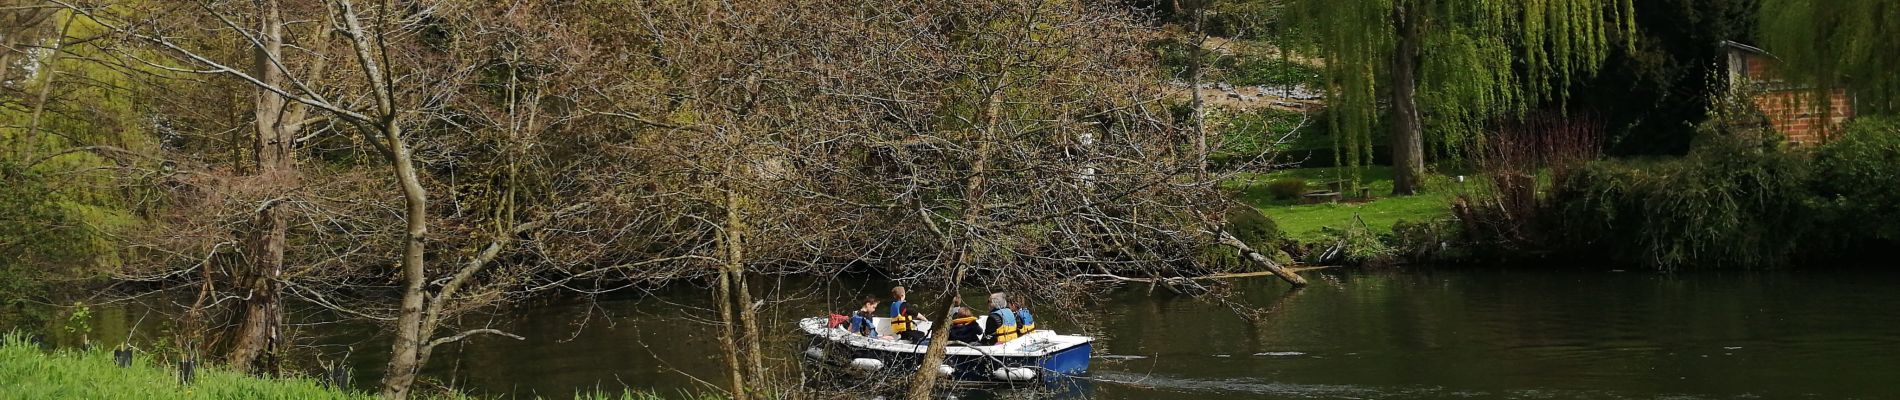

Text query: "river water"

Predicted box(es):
[39, 269, 1900, 399]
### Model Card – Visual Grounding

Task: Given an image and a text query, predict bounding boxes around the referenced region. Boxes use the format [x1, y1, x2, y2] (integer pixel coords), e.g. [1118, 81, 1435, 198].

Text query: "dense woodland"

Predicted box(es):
[2, 0, 1898, 399]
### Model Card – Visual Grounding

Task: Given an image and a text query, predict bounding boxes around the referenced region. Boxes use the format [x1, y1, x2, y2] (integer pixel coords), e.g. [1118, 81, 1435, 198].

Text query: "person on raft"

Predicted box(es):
[948, 307, 982, 344]
[890, 302, 927, 343]
[847, 296, 886, 338]
[1012, 298, 1035, 335]
[888, 286, 927, 322]
[981, 292, 1020, 345]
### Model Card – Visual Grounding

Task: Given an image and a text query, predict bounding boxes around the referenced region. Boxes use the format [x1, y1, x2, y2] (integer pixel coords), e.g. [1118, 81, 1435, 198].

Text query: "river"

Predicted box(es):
[34, 269, 1900, 399]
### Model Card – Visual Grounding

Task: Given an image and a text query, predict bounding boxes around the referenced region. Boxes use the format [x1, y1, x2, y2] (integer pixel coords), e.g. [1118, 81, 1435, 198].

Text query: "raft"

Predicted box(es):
[798, 316, 1092, 383]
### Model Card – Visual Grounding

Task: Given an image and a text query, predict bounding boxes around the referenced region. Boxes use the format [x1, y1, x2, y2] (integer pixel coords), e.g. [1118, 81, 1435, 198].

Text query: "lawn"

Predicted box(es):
[1225, 166, 1472, 241]
[0, 334, 684, 400]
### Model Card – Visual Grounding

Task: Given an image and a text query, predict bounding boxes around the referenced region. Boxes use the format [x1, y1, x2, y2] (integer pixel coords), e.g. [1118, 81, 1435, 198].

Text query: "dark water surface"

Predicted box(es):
[51, 269, 1900, 399]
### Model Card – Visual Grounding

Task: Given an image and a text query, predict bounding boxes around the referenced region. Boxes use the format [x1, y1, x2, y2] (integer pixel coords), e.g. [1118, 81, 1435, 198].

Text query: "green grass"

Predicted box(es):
[0, 334, 697, 400]
[0, 334, 372, 400]
[1226, 166, 1471, 241]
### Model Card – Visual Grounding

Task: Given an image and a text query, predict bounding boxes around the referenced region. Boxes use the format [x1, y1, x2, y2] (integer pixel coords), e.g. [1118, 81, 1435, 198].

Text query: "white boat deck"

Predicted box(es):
[799, 316, 1090, 358]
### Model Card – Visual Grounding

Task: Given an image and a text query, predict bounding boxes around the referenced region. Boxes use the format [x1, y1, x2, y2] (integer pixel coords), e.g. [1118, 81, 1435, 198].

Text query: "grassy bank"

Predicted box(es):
[0, 334, 687, 400]
[1226, 166, 1463, 241]
[0, 335, 369, 400]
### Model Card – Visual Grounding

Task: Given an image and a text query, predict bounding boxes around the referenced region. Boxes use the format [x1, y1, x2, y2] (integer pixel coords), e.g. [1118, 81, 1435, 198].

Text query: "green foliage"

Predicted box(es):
[1811, 117, 1900, 242]
[1264, 178, 1308, 200]
[1388, 219, 1462, 263]
[0, 161, 96, 331]
[1225, 205, 1287, 250]
[1576, 0, 1757, 156]
[1213, 108, 1314, 166]
[1148, 37, 1321, 87]
[1316, 221, 1395, 266]
[1552, 132, 1812, 270]
[1289, 0, 1636, 183]
[1758, 0, 1900, 115]
[1224, 56, 1322, 87]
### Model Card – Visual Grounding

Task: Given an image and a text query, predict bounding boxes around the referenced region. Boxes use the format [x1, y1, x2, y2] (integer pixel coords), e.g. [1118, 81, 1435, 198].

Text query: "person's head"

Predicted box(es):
[891, 286, 907, 300]
[954, 307, 974, 319]
[1010, 298, 1026, 311]
[859, 296, 878, 313]
[988, 292, 1008, 310]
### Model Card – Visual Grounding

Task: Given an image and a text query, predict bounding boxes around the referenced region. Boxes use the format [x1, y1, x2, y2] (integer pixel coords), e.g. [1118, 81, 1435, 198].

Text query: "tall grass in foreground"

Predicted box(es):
[0, 333, 710, 400]
[0, 334, 370, 400]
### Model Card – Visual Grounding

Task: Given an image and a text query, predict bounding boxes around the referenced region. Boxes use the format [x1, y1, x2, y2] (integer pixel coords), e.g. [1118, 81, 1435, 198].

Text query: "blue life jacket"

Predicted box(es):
[987, 307, 1019, 343]
[847, 311, 876, 336]
[889, 300, 907, 318]
[1016, 308, 1036, 334]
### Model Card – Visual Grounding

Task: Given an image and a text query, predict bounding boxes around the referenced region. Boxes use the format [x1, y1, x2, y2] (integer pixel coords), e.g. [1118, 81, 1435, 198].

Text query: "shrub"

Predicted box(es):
[1315, 222, 1395, 266]
[1550, 132, 1813, 270]
[1225, 205, 1288, 249]
[1389, 219, 1463, 263]
[1264, 178, 1309, 200]
[1812, 117, 1900, 242]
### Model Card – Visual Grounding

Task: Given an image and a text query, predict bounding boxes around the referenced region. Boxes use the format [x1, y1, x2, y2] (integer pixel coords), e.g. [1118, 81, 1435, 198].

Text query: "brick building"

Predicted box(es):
[1722, 41, 1855, 146]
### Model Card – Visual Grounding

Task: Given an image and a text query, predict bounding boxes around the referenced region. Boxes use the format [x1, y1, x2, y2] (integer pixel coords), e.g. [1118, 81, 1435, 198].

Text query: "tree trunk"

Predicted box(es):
[1213, 229, 1307, 287]
[1189, 5, 1209, 182]
[907, 76, 1004, 400]
[228, 202, 286, 373]
[716, 186, 754, 400]
[905, 250, 971, 400]
[22, 15, 76, 160]
[228, 0, 298, 373]
[715, 259, 747, 400]
[378, 123, 429, 400]
[1388, 3, 1426, 196]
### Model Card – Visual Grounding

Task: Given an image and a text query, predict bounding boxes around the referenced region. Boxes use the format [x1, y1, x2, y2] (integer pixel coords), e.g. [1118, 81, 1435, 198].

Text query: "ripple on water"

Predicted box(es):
[1085, 371, 1727, 400]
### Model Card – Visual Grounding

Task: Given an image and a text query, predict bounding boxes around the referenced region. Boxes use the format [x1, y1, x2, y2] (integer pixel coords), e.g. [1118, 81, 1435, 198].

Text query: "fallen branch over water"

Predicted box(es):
[1072, 266, 1336, 284]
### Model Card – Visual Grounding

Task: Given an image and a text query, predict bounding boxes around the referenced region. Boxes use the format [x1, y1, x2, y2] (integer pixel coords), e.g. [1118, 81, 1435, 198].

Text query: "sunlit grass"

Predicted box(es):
[1227, 166, 1471, 241]
[0, 333, 709, 400]
[0, 334, 372, 400]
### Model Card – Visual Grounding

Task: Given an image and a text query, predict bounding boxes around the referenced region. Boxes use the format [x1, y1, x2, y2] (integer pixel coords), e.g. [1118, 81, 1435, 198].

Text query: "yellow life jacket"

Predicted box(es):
[891, 313, 914, 334]
[951, 316, 978, 326]
[1018, 323, 1035, 335]
[989, 313, 1019, 343]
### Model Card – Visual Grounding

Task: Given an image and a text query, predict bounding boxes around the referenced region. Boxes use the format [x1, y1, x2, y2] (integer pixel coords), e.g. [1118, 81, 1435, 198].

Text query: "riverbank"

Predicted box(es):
[0, 334, 682, 400]
[0, 334, 371, 399]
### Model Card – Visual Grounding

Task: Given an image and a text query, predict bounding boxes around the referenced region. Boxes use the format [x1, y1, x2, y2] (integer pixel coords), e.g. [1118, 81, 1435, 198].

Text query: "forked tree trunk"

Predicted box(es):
[715, 264, 747, 400]
[717, 186, 753, 400]
[1388, 3, 1427, 196]
[228, 0, 300, 373]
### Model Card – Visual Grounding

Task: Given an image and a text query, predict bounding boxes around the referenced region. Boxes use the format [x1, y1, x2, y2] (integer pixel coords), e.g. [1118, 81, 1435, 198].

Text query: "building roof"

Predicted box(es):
[1720, 40, 1777, 59]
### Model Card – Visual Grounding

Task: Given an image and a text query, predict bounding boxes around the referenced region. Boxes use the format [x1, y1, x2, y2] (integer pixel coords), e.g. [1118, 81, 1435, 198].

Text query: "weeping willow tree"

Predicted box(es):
[1757, 0, 1900, 116]
[1292, 0, 1635, 194]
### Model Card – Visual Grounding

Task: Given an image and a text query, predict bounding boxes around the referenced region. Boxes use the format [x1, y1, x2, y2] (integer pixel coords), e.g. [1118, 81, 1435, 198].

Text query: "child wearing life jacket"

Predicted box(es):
[890, 303, 927, 343]
[947, 307, 982, 344]
[889, 286, 927, 323]
[1012, 298, 1035, 336]
[847, 296, 881, 338]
